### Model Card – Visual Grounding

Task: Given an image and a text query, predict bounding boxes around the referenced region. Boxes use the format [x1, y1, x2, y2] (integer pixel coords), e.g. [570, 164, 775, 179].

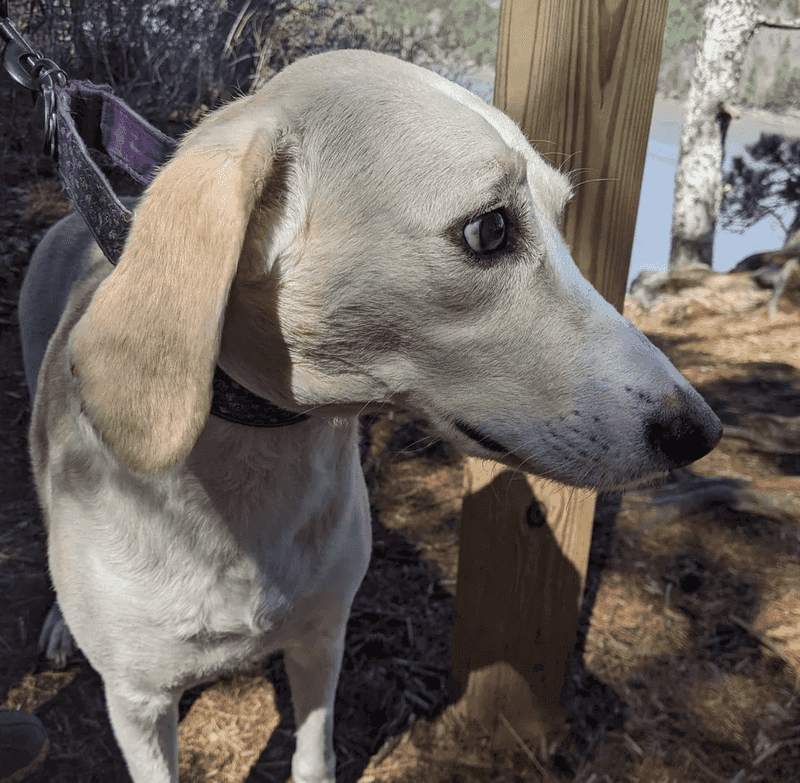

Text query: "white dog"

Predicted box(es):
[19, 49, 721, 783]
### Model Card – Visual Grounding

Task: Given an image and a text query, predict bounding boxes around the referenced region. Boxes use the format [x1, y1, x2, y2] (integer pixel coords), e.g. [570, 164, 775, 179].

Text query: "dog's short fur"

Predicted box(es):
[19, 50, 721, 783]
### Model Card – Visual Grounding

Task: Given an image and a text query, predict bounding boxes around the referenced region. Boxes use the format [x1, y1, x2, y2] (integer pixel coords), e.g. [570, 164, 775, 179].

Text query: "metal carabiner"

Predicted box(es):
[34, 60, 68, 156]
[2, 38, 40, 91]
[33, 79, 57, 156]
[1, 3, 67, 156]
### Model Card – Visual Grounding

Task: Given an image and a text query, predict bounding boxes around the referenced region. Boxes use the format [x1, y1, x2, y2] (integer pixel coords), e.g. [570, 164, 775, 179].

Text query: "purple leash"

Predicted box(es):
[53, 80, 176, 263]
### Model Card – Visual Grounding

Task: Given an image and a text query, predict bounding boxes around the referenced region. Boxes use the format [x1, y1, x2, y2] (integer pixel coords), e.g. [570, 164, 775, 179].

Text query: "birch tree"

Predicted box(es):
[669, 0, 800, 269]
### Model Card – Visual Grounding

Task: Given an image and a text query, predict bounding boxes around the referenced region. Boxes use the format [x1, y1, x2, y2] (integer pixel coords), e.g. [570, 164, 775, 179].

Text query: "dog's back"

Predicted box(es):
[20, 196, 141, 399]
[19, 210, 102, 397]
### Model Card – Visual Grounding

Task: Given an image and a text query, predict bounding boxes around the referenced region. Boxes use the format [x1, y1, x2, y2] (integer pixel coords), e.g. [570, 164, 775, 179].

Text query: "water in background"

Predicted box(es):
[632, 99, 796, 287]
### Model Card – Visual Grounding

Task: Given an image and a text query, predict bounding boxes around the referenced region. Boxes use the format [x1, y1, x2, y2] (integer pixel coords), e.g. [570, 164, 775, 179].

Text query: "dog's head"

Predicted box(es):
[70, 49, 721, 484]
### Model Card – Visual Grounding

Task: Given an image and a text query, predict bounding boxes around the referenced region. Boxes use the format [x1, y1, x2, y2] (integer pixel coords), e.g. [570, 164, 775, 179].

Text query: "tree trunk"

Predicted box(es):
[669, 0, 757, 269]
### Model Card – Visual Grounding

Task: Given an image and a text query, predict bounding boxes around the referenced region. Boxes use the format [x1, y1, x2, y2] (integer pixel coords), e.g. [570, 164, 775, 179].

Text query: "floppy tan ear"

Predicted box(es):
[70, 101, 286, 475]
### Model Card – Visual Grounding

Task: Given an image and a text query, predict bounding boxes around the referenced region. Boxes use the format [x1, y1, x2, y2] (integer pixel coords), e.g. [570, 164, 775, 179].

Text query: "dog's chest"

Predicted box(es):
[168, 420, 372, 647]
[49, 416, 371, 679]
[186, 488, 368, 638]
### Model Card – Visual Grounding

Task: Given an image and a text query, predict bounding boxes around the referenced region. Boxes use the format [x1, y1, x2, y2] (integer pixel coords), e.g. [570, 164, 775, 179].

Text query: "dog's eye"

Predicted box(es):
[463, 210, 507, 255]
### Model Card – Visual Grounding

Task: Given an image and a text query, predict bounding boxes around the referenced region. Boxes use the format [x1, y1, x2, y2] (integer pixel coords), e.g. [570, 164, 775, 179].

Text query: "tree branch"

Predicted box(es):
[756, 14, 800, 31]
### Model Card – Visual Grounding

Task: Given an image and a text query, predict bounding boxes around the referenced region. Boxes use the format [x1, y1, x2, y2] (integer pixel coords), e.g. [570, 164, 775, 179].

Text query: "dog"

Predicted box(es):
[19, 49, 722, 783]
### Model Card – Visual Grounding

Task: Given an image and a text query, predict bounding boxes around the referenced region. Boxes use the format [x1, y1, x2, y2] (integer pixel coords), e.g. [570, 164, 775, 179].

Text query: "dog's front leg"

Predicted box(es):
[104, 683, 180, 783]
[284, 624, 347, 783]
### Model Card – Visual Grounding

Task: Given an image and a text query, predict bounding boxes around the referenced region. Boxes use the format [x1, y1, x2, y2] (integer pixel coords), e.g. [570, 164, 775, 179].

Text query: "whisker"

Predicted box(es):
[527, 139, 563, 152]
[387, 434, 440, 463]
[572, 176, 618, 188]
[556, 150, 583, 174]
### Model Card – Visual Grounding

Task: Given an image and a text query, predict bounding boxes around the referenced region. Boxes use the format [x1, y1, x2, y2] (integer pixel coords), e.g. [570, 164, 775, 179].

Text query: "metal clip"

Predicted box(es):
[3, 39, 65, 90]
[32, 80, 57, 156]
[1, 5, 67, 155]
[3, 38, 38, 90]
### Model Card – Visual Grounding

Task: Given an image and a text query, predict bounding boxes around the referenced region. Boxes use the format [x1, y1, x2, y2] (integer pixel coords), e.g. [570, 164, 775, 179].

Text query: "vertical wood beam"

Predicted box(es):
[450, 0, 668, 748]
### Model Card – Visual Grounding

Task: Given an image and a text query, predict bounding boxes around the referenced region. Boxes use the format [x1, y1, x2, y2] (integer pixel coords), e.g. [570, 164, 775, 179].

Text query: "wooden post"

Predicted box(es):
[449, 0, 668, 748]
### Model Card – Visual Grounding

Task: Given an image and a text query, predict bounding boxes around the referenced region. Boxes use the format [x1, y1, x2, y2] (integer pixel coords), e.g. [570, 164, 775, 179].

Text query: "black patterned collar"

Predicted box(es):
[211, 367, 309, 428]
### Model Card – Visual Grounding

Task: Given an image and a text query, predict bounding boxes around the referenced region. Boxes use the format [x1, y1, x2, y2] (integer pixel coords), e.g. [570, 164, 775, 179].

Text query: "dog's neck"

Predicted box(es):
[211, 366, 308, 428]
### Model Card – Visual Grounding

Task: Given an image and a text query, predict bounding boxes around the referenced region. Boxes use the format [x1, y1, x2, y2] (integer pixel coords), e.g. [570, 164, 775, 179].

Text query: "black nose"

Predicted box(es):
[645, 407, 723, 468]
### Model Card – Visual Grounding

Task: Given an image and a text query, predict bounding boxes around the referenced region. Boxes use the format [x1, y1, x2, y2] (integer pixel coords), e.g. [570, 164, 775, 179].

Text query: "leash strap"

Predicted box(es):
[2, 5, 169, 266]
[53, 80, 178, 264]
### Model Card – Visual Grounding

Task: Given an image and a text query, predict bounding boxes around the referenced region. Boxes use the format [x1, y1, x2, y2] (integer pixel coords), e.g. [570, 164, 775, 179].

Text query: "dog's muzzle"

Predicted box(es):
[450, 383, 723, 488]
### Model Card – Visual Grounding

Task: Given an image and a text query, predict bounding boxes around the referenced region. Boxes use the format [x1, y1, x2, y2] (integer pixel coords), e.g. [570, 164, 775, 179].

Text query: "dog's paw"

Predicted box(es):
[290, 751, 336, 783]
[286, 775, 335, 783]
[38, 602, 76, 668]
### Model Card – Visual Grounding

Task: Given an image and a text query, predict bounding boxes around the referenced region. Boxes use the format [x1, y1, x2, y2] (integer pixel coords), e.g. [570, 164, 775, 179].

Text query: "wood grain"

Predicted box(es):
[495, 0, 668, 310]
[450, 0, 668, 746]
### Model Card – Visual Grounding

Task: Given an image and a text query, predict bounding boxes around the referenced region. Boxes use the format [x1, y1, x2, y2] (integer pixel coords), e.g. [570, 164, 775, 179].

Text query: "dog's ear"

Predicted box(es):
[70, 101, 288, 475]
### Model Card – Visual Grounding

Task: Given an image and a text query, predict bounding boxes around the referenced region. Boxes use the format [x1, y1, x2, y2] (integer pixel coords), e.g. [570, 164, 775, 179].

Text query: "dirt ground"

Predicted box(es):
[1, 167, 799, 783]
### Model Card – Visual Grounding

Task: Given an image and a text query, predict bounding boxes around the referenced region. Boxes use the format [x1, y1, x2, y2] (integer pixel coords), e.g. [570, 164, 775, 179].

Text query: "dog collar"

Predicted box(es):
[211, 366, 309, 427]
